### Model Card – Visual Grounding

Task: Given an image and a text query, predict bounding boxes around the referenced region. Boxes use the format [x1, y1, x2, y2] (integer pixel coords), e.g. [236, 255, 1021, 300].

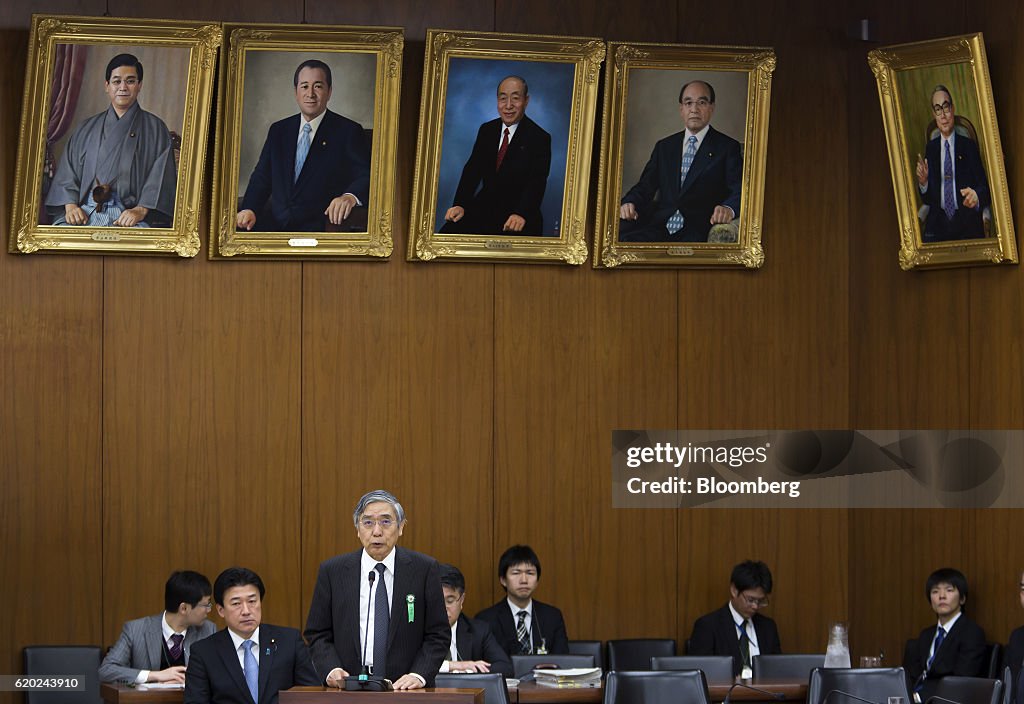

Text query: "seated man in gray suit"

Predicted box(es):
[99, 570, 216, 684]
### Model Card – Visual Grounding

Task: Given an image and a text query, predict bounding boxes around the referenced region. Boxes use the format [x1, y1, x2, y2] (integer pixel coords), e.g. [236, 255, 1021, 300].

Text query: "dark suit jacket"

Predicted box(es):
[921, 133, 991, 242]
[304, 547, 449, 685]
[620, 125, 742, 242]
[474, 599, 569, 657]
[240, 109, 371, 232]
[442, 115, 552, 236]
[688, 604, 782, 677]
[452, 614, 513, 677]
[903, 614, 987, 697]
[1004, 626, 1024, 702]
[183, 624, 319, 704]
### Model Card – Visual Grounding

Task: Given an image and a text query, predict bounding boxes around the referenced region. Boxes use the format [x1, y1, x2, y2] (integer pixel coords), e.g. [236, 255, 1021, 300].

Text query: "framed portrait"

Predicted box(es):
[593, 43, 774, 269]
[407, 30, 604, 264]
[869, 33, 1017, 270]
[209, 24, 402, 259]
[9, 14, 220, 256]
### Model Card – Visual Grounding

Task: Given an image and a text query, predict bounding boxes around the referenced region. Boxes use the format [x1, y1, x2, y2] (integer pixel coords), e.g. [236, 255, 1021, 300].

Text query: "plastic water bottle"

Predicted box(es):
[824, 622, 851, 668]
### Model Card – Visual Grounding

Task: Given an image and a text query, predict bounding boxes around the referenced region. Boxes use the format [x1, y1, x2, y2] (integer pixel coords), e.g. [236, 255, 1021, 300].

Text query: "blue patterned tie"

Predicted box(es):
[666, 135, 698, 234]
[373, 564, 389, 676]
[242, 639, 258, 703]
[927, 626, 946, 670]
[295, 122, 311, 182]
[942, 140, 955, 219]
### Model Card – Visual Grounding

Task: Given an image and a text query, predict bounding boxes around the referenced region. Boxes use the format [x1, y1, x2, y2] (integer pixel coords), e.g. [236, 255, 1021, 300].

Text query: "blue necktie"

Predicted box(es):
[666, 135, 698, 234]
[927, 626, 946, 670]
[295, 122, 311, 182]
[242, 639, 258, 703]
[943, 140, 956, 219]
[373, 564, 389, 676]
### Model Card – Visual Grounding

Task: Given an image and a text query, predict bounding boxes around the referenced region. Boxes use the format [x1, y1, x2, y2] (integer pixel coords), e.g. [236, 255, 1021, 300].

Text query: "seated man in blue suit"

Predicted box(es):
[237, 59, 371, 233]
[99, 570, 215, 684]
[688, 560, 781, 678]
[619, 80, 742, 242]
[438, 564, 512, 676]
[915, 85, 991, 242]
[475, 545, 569, 657]
[184, 567, 319, 704]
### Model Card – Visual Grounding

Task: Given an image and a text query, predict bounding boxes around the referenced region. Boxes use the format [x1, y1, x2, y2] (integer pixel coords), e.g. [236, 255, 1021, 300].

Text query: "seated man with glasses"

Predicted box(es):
[99, 570, 216, 684]
[619, 79, 742, 242]
[304, 490, 449, 690]
[914, 84, 991, 242]
[688, 560, 781, 678]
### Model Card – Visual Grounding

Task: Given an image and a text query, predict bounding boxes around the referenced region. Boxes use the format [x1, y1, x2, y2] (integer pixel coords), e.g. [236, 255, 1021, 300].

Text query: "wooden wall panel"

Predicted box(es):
[307, 0, 494, 40]
[102, 258, 304, 633]
[495, 0, 676, 41]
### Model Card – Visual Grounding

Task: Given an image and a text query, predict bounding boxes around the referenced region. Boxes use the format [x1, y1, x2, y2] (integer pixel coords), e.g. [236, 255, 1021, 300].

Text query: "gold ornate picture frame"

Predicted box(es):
[210, 23, 402, 259]
[10, 14, 219, 256]
[868, 33, 1017, 270]
[407, 30, 604, 264]
[593, 42, 774, 269]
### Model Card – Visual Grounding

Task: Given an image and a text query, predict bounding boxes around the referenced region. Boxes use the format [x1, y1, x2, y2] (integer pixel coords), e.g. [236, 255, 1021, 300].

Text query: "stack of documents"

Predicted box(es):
[533, 668, 602, 688]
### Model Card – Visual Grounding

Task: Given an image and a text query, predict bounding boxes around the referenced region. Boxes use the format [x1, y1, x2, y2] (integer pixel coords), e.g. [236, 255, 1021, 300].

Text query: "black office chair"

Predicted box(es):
[926, 676, 1003, 704]
[512, 654, 595, 679]
[650, 656, 733, 683]
[985, 643, 1004, 679]
[607, 639, 676, 672]
[435, 673, 511, 704]
[1000, 666, 1012, 704]
[569, 640, 605, 670]
[753, 654, 828, 681]
[23, 646, 103, 704]
[604, 670, 711, 704]
[807, 667, 912, 704]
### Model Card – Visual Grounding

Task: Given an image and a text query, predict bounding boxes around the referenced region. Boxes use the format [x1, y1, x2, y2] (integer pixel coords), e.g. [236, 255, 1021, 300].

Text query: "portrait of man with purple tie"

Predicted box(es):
[618, 79, 742, 243]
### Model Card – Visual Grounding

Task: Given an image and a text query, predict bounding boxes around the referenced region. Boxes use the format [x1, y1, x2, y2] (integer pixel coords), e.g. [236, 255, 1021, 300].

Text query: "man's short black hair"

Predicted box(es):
[679, 79, 715, 104]
[439, 564, 466, 594]
[498, 544, 541, 582]
[925, 567, 968, 603]
[931, 84, 954, 106]
[164, 570, 212, 612]
[106, 54, 143, 82]
[497, 75, 529, 97]
[730, 560, 773, 594]
[294, 59, 332, 88]
[213, 567, 266, 606]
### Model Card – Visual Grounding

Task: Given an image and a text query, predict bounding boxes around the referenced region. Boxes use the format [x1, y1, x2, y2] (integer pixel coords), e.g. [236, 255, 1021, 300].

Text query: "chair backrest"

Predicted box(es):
[23, 646, 103, 704]
[604, 670, 710, 704]
[1001, 666, 1012, 704]
[807, 667, 911, 704]
[569, 640, 604, 670]
[607, 639, 676, 671]
[650, 656, 734, 683]
[985, 643, 1003, 679]
[512, 654, 595, 679]
[753, 654, 828, 681]
[434, 673, 511, 704]
[926, 676, 1003, 704]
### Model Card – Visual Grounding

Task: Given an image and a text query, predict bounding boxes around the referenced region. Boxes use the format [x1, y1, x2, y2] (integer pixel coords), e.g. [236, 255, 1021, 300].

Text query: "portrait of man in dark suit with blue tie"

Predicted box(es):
[619, 80, 742, 243]
[236, 59, 371, 233]
[915, 85, 991, 242]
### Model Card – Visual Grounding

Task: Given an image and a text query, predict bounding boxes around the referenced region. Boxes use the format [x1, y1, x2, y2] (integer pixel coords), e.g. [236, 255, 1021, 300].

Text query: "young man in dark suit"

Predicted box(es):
[475, 545, 569, 657]
[688, 560, 782, 678]
[903, 567, 986, 701]
[437, 564, 512, 676]
[304, 490, 449, 690]
[184, 567, 319, 704]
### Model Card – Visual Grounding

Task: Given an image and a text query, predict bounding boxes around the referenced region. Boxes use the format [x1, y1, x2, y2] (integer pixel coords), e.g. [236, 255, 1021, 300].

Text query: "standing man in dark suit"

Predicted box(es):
[620, 80, 742, 242]
[1003, 569, 1024, 704]
[475, 545, 569, 657]
[437, 564, 512, 676]
[441, 76, 552, 236]
[915, 85, 991, 242]
[304, 490, 449, 690]
[688, 560, 781, 678]
[184, 567, 319, 704]
[903, 568, 986, 700]
[237, 59, 371, 232]
[99, 570, 216, 684]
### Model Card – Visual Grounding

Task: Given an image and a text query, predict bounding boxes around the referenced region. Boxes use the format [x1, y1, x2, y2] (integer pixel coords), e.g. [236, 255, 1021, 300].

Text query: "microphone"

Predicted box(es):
[344, 570, 393, 691]
[722, 682, 787, 704]
[821, 689, 886, 704]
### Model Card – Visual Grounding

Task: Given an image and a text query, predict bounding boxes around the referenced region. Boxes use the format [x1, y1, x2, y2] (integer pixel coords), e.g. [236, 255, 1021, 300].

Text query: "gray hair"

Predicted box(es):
[352, 489, 406, 526]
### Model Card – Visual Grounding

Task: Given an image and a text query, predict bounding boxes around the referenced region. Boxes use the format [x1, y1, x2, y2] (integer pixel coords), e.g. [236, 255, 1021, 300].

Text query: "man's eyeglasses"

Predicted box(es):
[359, 517, 395, 529]
[681, 98, 712, 109]
[741, 594, 770, 608]
[932, 101, 953, 117]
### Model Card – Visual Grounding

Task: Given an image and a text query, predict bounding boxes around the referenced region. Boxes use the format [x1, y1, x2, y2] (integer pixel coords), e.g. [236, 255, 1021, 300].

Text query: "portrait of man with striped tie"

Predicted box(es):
[618, 79, 743, 243]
